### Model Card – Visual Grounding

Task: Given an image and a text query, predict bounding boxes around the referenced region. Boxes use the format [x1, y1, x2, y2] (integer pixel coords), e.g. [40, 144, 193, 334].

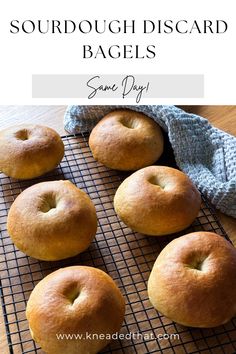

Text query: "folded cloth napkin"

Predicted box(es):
[64, 105, 236, 218]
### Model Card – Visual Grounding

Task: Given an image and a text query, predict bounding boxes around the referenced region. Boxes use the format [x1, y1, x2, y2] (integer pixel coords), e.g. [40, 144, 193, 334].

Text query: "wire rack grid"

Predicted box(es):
[0, 133, 236, 354]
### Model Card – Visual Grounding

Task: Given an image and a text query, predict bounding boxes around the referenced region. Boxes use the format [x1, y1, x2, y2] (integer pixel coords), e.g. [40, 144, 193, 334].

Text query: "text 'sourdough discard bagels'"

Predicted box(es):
[148, 232, 236, 327]
[26, 266, 125, 354]
[89, 110, 164, 170]
[114, 166, 201, 236]
[0, 124, 64, 179]
[7, 180, 97, 260]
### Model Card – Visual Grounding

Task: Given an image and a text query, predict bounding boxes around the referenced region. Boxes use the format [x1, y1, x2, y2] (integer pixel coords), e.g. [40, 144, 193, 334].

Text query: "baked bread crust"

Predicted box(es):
[7, 180, 97, 260]
[148, 232, 236, 327]
[0, 124, 64, 179]
[114, 166, 201, 235]
[26, 266, 125, 354]
[89, 110, 164, 170]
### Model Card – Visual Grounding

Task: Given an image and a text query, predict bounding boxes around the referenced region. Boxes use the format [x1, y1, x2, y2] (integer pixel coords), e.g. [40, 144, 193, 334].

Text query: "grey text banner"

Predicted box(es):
[32, 74, 204, 102]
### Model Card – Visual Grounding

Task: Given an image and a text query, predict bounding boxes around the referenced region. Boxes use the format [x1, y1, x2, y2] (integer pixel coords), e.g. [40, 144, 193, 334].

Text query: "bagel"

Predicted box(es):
[148, 232, 236, 327]
[89, 110, 164, 170]
[0, 124, 64, 179]
[7, 180, 97, 260]
[26, 266, 125, 354]
[114, 166, 201, 236]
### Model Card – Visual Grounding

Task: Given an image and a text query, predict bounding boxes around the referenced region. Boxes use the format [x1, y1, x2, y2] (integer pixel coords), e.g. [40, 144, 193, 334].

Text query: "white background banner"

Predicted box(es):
[0, 0, 235, 104]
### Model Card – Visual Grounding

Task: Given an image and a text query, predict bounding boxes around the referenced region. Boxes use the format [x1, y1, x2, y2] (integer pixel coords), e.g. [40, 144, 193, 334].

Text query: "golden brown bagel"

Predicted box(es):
[89, 110, 164, 170]
[0, 124, 64, 179]
[114, 166, 201, 236]
[148, 232, 236, 328]
[7, 180, 97, 260]
[26, 266, 125, 354]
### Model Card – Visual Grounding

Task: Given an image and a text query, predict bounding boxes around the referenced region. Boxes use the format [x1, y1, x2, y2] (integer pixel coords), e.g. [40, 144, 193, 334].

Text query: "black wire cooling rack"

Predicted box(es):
[1, 133, 236, 354]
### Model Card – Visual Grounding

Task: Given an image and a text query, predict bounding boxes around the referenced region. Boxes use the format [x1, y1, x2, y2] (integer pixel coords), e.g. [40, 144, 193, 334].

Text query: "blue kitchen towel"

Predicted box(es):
[64, 105, 236, 218]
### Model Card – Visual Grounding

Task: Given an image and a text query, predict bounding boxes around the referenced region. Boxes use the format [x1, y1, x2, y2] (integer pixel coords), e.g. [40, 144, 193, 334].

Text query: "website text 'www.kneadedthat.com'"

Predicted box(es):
[56, 332, 180, 341]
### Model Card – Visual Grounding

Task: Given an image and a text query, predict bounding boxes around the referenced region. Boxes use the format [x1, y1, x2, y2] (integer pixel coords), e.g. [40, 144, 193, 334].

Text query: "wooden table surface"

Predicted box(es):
[0, 105, 236, 354]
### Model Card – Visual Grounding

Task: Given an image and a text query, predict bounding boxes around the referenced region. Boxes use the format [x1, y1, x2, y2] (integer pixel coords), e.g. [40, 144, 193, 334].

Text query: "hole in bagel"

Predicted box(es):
[14, 129, 30, 141]
[188, 256, 208, 272]
[68, 289, 81, 305]
[40, 194, 57, 213]
[120, 117, 139, 129]
[193, 260, 204, 271]
[148, 175, 165, 189]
